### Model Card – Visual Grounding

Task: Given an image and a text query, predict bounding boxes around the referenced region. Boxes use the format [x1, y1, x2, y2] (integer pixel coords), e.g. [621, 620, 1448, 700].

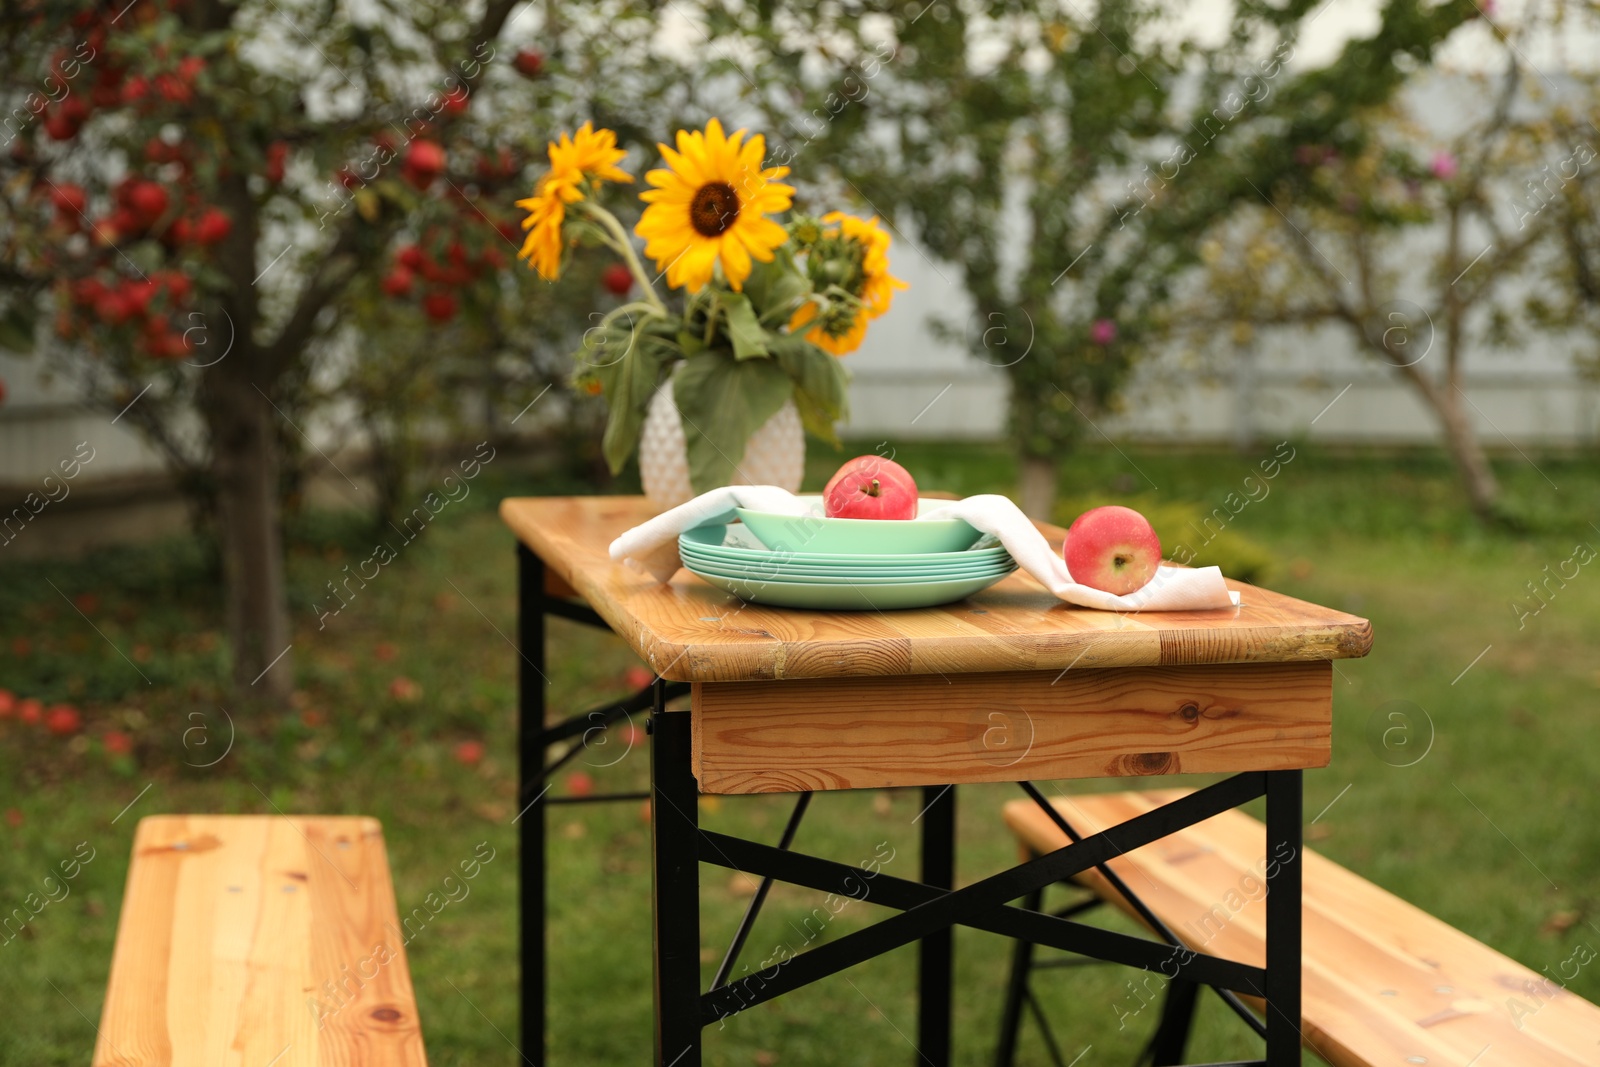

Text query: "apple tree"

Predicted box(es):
[0, 0, 754, 699]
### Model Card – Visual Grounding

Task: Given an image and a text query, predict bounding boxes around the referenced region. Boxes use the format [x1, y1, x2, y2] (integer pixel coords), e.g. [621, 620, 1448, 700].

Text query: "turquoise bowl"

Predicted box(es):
[734, 496, 980, 556]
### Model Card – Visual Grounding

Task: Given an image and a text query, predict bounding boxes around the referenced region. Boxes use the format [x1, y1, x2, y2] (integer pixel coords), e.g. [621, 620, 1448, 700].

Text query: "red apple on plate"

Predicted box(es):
[1063, 505, 1161, 595]
[823, 456, 918, 520]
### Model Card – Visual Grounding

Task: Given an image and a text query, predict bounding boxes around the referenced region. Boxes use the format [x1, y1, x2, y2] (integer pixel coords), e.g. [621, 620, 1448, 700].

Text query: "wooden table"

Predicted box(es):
[501, 495, 1372, 1067]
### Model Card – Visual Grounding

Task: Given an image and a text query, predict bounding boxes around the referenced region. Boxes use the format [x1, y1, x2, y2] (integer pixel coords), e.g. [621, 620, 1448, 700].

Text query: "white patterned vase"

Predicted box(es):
[637, 377, 805, 510]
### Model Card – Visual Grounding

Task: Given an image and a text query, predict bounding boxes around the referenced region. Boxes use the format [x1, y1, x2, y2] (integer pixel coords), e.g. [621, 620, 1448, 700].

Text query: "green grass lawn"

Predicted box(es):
[1, 439, 1597, 1065]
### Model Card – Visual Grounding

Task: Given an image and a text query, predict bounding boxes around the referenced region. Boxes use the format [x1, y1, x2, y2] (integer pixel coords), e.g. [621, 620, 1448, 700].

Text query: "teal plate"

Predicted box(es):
[735, 496, 981, 556]
[679, 524, 1010, 568]
[682, 556, 1017, 584]
[685, 564, 1013, 610]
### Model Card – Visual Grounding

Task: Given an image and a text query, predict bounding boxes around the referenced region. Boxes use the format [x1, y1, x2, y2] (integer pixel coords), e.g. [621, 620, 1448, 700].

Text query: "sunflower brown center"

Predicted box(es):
[689, 182, 740, 237]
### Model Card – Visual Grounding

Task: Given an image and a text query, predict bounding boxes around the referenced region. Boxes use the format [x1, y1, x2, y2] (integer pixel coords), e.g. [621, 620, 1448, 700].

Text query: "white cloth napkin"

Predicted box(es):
[609, 486, 810, 583]
[918, 494, 1239, 611]
[609, 487, 1240, 611]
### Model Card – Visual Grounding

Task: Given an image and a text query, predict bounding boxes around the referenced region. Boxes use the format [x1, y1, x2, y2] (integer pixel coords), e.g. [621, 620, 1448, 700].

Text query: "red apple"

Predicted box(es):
[1062, 505, 1161, 595]
[18, 699, 42, 726]
[513, 50, 544, 79]
[50, 183, 87, 219]
[45, 704, 82, 737]
[380, 266, 414, 297]
[422, 291, 457, 322]
[453, 739, 485, 766]
[194, 207, 231, 244]
[822, 455, 918, 520]
[388, 676, 421, 701]
[0, 689, 14, 718]
[567, 771, 594, 798]
[403, 140, 446, 189]
[265, 140, 288, 183]
[601, 262, 633, 296]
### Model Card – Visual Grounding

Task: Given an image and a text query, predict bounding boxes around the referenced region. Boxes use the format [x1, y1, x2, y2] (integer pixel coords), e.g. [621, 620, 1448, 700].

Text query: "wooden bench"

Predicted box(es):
[1001, 790, 1600, 1066]
[94, 815, 428, 1066]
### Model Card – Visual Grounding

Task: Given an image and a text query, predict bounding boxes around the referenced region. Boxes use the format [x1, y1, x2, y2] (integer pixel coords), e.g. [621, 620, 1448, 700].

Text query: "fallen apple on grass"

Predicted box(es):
[1063, 505, 1161, 595]
[822, 456, 918, 520]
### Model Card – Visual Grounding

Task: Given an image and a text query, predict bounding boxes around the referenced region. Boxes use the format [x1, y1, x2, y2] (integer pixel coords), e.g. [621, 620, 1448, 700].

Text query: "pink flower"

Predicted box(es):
[1089, 319, 1118, 345]
[1430, 150, 1458, 181]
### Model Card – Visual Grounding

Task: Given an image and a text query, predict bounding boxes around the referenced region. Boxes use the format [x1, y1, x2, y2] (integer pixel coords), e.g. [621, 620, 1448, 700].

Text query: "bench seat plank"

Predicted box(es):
[1004, 790, 1600, 1067]
[94, 815, 427, 1067]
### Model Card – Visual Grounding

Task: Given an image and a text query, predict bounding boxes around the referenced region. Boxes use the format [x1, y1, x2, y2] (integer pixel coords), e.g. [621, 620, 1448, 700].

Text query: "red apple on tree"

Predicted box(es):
[264, 140, 288, 183]
[402, 140, 446, 189]
[601, 262, 632, 296]
[50, 183, 87, 219]
[823, 455, 918, 520]
[194, 207, 231, 244]
[512, 50, 544, 79]
[1063, 505, 1161, 595]
[381, 266, 414, 297]
[422, 291, 457, 322]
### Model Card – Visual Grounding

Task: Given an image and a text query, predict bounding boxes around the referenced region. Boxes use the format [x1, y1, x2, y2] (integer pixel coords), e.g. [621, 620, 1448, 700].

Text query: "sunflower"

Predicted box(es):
[547, 121, 632, 187]
[789, 212, 907, 356]
[515, 124, 633, 281]
[634, 118, 794, 292]
[515, 174, 583, 281]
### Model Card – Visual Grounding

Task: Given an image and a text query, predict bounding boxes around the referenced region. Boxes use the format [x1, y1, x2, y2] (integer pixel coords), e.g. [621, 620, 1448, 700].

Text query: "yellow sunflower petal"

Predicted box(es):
[719, 234, 753, 290]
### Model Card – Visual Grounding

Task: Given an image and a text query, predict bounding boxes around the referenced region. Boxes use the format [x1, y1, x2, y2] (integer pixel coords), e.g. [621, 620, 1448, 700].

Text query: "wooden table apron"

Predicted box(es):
[502, 496, 1372, 1067]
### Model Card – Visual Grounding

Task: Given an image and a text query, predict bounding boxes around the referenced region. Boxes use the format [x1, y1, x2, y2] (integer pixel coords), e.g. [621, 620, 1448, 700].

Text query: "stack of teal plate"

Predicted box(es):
[678, 523, 1017, 610]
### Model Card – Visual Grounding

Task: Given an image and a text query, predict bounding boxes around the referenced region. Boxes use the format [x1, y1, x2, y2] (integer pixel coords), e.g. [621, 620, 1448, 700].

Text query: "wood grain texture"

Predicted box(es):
[1005, 791, 1600, 1067]
[691, 661, 1331, 793]
[500, 496, 1373, 683]
[94, 815, 427, 1067]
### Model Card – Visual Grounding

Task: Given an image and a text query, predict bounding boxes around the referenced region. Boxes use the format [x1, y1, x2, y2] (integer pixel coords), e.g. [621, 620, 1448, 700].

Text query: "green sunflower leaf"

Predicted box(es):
[590, 318, 675, 475]
[743, 246, 813, 327]
[769, 333, 848, 445]
[719, 291, 769, 361]
[672, 349, 793, 493]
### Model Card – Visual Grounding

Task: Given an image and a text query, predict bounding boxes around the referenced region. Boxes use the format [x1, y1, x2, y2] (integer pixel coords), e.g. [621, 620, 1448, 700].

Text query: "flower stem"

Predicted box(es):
[575, 200, 665, 314]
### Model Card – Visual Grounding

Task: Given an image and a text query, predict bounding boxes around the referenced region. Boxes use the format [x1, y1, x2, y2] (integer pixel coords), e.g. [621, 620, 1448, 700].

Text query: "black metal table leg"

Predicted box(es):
[1265, 769, 1304, 1066]
[1144, 976, 1200, 1065]
[517, 543, 548, 1061]
[652, 689, 702, 1067]
[918, 785, 956, 1066]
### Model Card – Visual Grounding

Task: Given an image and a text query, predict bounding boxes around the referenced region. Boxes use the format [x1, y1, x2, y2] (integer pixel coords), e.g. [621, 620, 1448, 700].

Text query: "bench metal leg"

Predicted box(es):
[1265, 769, 1304, 1066]
[652, 693, 702, 1066]
[918, 784, 956, 1066]
[517, 544, 547, 1061]
[993, 884, 1042, 1067]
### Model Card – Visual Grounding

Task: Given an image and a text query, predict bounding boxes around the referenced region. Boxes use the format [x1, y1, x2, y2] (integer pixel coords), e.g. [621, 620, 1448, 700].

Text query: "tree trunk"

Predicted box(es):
[1433, 385, 1502, 523]
[1401, 365, 1501, 523]
[204, 367, 294, 701]
[1018, 453, 1058, 521]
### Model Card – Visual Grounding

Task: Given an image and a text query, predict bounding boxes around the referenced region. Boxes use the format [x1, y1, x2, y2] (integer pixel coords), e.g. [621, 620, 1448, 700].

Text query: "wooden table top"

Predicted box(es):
[500, 495, 1372, 684]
